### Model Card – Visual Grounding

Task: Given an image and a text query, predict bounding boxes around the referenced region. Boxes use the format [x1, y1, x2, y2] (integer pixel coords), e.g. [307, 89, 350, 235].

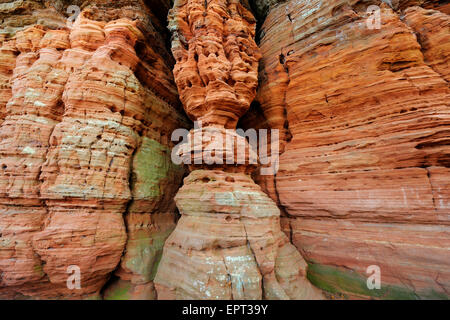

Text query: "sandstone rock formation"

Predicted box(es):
[155, 170, 322, 299]
[0, 0, 448, 301]
[0, 1, 187, 299]
[0, 35, 16, 126]
[154, 0, 323, 300]
[252, 0, 449, 299]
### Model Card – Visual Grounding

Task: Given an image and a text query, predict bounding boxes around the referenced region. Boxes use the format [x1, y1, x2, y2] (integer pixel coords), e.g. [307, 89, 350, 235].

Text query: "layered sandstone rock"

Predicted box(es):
[0, 35, 16, 125]
[154, 0, 323, 300]
[0, 0, 448, 301]
[0, 24, 70, 297]
[254, 0, 449, 299]
[155, 170, 322, 299]
[168, 0, 261, 128]
[0, 1, 187, 299]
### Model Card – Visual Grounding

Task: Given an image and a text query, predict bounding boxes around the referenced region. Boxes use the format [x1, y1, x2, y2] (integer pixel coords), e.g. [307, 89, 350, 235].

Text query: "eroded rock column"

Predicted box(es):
[154, 0, 323, 300]
[254, 1, 450, 299]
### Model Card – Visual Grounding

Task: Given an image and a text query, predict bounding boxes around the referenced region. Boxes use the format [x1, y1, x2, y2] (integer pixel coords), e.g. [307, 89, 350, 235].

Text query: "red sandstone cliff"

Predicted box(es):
[0, 0, 448, 300]
[251, 0, 449, 299]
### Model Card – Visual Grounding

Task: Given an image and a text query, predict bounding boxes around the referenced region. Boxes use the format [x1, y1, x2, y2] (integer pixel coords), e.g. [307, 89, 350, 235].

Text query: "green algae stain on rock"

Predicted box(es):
[124, 227, 175, 282]
[306, 263, 434, 300]
[131, 137, 184, 201]
[123, 136, 184, 282]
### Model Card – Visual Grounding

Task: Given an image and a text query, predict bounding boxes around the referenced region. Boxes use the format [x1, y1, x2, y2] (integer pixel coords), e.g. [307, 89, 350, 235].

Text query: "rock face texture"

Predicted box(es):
[0, 1, 187, 299]
[154, 0, 323, 300]
[0, 0, 448, 300]
[252, 0, 449, 299]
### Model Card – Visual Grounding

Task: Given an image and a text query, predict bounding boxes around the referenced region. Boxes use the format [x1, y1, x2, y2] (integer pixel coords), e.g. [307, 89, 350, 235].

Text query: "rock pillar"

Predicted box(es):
[154, 0, 323, 300]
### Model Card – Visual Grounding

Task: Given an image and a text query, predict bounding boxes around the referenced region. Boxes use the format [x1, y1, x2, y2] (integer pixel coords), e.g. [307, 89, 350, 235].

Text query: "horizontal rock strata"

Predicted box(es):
[154, 0, 323, 300]
[255, 0, 449, 299]
[0, 0, 448, 301]
[0, 1, 188, 299]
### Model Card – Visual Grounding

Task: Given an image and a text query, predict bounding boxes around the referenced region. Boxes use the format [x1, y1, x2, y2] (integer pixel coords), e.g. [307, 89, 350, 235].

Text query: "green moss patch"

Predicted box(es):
[307, 263, 447, 300]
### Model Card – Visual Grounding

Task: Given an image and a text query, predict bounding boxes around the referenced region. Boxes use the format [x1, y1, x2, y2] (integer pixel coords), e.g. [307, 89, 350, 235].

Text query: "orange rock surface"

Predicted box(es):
[0, 35, 16, 126]
[168, 0, 261, 128]
[0, 0, 448, 300]
[254, 0, 449, 299]
[154, 0, 323, 300]
[0, 1, 187, 299]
